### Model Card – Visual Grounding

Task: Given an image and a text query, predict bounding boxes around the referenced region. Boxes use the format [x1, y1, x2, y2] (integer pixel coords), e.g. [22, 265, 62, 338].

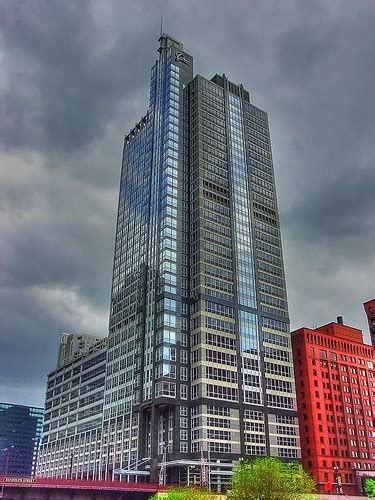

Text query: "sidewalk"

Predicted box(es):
[315, 496, 367, 500]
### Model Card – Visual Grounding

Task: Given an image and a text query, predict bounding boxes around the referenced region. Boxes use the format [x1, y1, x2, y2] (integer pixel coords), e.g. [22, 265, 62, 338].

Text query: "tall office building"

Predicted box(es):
[364, 299, 375, 346]
[0, 403, 44, 476]
[102, 34, 299, 486]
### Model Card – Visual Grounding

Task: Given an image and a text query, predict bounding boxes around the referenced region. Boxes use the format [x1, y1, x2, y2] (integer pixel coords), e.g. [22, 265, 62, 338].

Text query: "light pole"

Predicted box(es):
[1, 446, 15, 498]
[163, 446, 167, 486]
[3, 446, 15, 475]
[334, 464, 343, 495]
[69, 453, 73, 479]
[187, 465, 194, 486]
[158, 445, 167, 487]
[207, 443, 211, 492]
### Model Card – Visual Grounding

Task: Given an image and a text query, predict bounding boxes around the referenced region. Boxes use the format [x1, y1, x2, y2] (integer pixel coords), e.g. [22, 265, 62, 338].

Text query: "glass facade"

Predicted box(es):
[102, 35, 299, 486]
[0, 403, 44, 476]
[228, 93, 257, 309]
[102, 34, 194, 483]
[37, 34, 299, 488]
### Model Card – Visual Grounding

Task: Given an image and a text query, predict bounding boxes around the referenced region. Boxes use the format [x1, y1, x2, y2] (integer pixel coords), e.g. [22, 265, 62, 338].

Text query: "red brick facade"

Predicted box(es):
[292, 319, 375, 495]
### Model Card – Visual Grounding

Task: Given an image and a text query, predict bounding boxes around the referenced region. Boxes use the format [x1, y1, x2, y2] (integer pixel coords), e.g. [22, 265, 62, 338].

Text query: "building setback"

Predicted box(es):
[292, 316, 375, 495]
[0, 403, 43, 476]
[37, 34, 299, 489]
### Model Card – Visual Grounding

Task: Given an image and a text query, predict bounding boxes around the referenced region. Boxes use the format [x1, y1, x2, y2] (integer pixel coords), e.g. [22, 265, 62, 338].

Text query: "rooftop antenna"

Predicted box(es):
[160, 15, 163, 37]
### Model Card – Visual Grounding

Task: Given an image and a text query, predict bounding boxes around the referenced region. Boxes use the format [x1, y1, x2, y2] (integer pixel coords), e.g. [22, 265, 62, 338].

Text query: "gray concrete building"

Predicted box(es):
[57, 333, 106, 368]
[36, 336, 107, 479]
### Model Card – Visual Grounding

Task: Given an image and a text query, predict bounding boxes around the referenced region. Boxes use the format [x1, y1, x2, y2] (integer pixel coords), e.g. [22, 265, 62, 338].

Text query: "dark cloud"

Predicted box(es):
[1, 0, 375, 406]
[0, 0, 158, 154]
[285, 157, 375, 242]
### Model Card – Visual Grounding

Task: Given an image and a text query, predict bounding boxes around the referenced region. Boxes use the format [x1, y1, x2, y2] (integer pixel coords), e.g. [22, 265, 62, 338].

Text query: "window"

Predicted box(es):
[180, 429, 188, 441]
[180, 442, 188, 453]
[180, 417, 188, 428]
[207, 385, 238, 401]
[180, 406, 188, 416]
[266, 394, 294, 409]
[209, 442, 231, 453]
[156, 347, 176, 362]
[164, 298, 177, 311]
[155, 382, 176, 398]
[180, 384, 188, 400]
[180, 366, 188, 381]
[207, 405, 230, 416]
[208, 429, 231, 440]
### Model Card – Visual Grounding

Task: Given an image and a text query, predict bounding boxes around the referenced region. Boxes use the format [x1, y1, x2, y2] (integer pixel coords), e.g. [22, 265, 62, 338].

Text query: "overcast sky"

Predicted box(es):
[1, 0, 374, 408]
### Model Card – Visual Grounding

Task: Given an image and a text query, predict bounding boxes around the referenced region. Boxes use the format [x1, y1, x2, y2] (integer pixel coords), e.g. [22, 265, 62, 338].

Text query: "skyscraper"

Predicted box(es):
[103, 33, 299, 486]
[0, 403, 44, 476]
[364, 299, 375, 346]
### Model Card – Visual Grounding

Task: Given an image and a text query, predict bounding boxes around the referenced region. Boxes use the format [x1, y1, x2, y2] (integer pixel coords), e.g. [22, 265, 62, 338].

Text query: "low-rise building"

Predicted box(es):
[292, 314, 375, 495]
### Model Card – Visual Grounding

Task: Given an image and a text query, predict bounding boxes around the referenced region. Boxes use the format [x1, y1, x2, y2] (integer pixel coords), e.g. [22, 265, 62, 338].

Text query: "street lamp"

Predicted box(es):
[334, 464, 343, 495]
[1, 446, 15, 498]
[69, 453, 73, 479]
[158, 445, 167, 486]
[1, 446, 15, 475]
[207, 444, 211, 493]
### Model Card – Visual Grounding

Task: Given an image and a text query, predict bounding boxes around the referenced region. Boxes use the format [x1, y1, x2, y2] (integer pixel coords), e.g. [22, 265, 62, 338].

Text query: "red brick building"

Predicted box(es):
[292, 316, 375, 495]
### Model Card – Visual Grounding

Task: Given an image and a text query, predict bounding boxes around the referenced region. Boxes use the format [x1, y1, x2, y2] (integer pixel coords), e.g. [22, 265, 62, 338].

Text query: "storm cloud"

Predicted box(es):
[1, 0, 374, 406]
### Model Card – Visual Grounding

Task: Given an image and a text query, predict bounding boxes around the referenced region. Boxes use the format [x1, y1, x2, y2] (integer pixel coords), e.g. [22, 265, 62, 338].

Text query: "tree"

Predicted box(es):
[228, 457, 316, 500]
[365, 478, 375, 498]
[150, 486, 213, 500]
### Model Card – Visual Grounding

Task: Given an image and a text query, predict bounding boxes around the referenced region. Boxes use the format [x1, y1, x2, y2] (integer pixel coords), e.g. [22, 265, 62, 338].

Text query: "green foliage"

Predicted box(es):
[228, 457, 316, 500]
[150, 486, 213, 500]
[365, 478, 375, 498]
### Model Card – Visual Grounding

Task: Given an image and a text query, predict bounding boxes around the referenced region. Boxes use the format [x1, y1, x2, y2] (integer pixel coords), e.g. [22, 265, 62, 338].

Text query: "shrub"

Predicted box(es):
[365, 478, 375, 498]
[150, 486, 213, 500]
[228, 457, 316, 500]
